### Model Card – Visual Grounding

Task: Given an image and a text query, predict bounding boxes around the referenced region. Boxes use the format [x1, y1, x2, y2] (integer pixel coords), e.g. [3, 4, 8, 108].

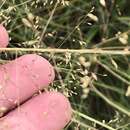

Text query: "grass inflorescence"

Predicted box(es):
[1, 0, 130, 130]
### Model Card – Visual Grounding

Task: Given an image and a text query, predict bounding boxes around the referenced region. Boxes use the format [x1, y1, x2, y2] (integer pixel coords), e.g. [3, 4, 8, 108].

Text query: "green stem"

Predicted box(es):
[97, 60, 130, 85]
[72, 118, 97, 130]
[91, 85, 130, 117]
[73, 109, 116, 130]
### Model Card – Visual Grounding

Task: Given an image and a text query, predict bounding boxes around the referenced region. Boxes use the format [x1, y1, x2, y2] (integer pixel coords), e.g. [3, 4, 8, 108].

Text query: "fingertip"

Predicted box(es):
[0, 24, 9, 48]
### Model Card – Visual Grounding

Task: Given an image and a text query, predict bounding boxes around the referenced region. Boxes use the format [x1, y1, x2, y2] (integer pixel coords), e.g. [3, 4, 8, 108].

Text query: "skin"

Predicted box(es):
[0, 91, 72, 130]
[0, 24, 9, 47]
[0, 54, 55, 114]
[0, 26, 72, 130]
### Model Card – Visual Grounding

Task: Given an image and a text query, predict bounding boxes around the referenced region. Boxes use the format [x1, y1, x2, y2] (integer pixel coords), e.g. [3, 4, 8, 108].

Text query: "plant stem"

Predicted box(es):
[0, 48, 130, 55]
[73, 109, 116, 130]
[72, 118, 98, 130]
[91, 85, 130, 117]
[97, 60, 130, 85]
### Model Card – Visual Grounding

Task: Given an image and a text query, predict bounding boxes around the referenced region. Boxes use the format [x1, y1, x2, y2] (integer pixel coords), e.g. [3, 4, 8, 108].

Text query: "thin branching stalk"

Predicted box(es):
[97, 60, 130, 85]
[72, 109, 116, 130]
[91, 84, 130, 117]
[38, 2, 58, 46]
[72, 118, 97, 130]
[93, 30, 130, 48]
[0, 48, 130, 55]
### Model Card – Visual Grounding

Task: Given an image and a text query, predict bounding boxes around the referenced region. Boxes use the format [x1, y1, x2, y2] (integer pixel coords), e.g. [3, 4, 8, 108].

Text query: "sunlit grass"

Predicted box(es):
[1, 0, 130, 130]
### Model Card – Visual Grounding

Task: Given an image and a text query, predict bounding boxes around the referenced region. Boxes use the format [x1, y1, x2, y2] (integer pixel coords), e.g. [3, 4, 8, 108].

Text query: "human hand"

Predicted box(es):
[0, 25, 72, 130]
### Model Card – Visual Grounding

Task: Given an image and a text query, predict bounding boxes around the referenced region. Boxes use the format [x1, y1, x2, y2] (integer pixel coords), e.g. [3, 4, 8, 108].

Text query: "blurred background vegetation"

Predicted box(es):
[1, 0, 130, 130]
